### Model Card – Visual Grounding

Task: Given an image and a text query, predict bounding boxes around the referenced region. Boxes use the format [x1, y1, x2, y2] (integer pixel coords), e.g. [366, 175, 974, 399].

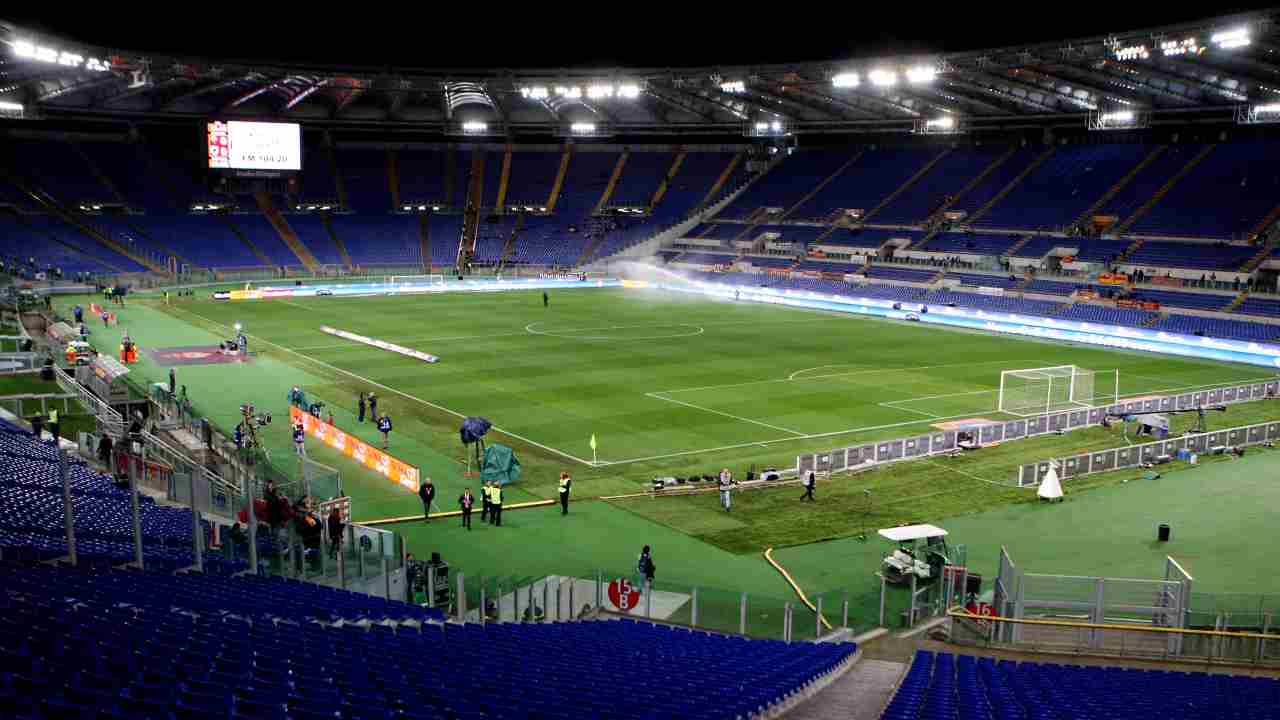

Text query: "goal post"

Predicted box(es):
[387, 274, 446, 286]
[997, 365, 1119, 416]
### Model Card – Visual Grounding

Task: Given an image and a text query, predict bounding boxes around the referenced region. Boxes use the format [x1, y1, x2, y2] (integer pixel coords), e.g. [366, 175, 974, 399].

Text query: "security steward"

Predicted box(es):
[418, 477, 436, 523]
[47, 407, 60, 441]
[490, 482, 503, 527]
[558, 472, 572, 515]
[480, 480, 491, 523]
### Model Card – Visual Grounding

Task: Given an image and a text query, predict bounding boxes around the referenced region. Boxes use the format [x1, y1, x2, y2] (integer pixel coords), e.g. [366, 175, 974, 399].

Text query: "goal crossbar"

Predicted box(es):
[998, 365, 1117, 417]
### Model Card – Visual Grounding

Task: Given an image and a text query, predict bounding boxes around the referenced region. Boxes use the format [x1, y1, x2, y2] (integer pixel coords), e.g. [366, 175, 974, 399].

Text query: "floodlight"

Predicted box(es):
[754, 121, 769, 131]
[193, 204, 205, 211]
[539, 207, 547, 212]
[402, 204, 412, 211]
[1115, 44, 1149, 61]
[869, 69, 897, 87]
[720, 80, 745, 93]
[1255, 103, 1280, 114]
[1100, 110, 1134, 123]
[521, 86, 549, 99]
[555, 86, 582, 99]
[832, 72, 859, 88]
[321, 205, 330, 210]
[13, 41, 35, 58]
[234, 323, 243, 332]
[432, 205, 441, 211]
[587, 84, 614, 99]
[0, 101, 24, 112]
[1212, 28, 1250, 49]
[906, 66, 936, 84]
[927, 116, 955, 129]
[58, 52, 82, 67]
[418, 205, 427, 211]
[570, 122, 596, 133]
[769, 120, 781, 131]
[617, 84, 640, 98]
[1160, 37, 1201, 57]
[461, 121, 487, 133]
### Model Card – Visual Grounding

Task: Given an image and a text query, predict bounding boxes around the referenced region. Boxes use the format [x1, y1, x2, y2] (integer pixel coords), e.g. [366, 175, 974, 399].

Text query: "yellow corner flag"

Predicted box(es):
[589, 434, 597, 451]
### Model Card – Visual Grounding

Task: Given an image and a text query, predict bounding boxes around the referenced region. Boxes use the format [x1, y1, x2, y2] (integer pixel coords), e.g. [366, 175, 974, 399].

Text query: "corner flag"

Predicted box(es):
[590, 434, 598, 465]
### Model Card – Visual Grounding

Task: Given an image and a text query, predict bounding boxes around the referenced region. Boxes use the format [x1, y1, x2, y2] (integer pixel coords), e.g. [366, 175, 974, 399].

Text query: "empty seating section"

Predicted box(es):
[821, 228, 895, 249]
[659, 152, 740, 217]
[1236, 296, 1280, 318]
[285, 215, 343, 265]
[505, 152, 562, 207]
[874, 149, 1006, 224]
[610, 152, 672, 206]
[1128, 288, 1230, 312]
[884, 650, 1280, 720]
[946, 272, 1020, 289]
[1070, 238, 1127, 264]
[1095, 144, 1195, 222]
[675, 252, 736, 267]
[746, 257, 795, 270]
[948, 147, 1040, 216]
[472, 216, 515, 263]
[749, 224, 828, 246]
[336, 148, 393, 213]
[1134, 142, 1280, 238]
[1024, 278, 1079, 296]
[794, 259, 859, 273]
[0, 564, 849, 720]
[507, 215, 583, 266]
[1126, 241, 1255, 270]
[0, 214, 132, 273]
[1151, 314, 1280, 343]
[1057, 303, 1157, 326]
[110, 216, 258, 268]
[481, 151, 504, 208]
[299, 146, 337, 202]
[8, 139, 111, 204]
[923, 233, 1020, 256]
[233, 215, 302, 266]
[866, 265, 938, 283]
[78, 142, 152, 208]
[397, 150, 450, 205]
[332, 215, 422, 266]
[981, 144, 1150, 229]
[696, 223, 745, 241]
[926, 290, 1064, 316]
[721, 151, 854, 220]
[1010, 236, 1062, 258]
[789, 149, 939, 221]
[556, 151, 618, 219]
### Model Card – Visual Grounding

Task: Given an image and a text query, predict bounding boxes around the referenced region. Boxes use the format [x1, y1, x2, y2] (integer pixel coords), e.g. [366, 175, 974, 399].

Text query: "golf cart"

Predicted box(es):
[879, 524, 952, 585]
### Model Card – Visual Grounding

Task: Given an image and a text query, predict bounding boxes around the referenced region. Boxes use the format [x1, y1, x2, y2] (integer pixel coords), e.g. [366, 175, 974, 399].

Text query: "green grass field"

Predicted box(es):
[50, 286, 1280, 632]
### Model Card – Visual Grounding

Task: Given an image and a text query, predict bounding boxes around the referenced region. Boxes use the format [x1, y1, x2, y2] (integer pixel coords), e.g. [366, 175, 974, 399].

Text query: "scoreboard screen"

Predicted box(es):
[206, 120, 301, 171]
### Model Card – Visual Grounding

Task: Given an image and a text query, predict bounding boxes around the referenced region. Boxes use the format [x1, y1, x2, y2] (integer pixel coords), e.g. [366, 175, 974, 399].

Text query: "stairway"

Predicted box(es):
[3, 173, 170, 274]
[925, 146, 1019, 224]
[325, 143, 349, 210]
[1114, 144, 1217, 234]
[254, 192, 321, 271]
[1248, 203, 1280, 242]
[544, 145, 573, 213]
[456, 151, 486, 270]
[495, 147, 513, 213]
[592, 151, 629, 215]
[779, 149, 865, 222]
[1004, 235, 1033, 257]
[1222, 291, 1248, 313]
[418, 215, 431, 271]
[697, 151, 745, 211]
[72, 143, 130, 207]
[320, 211, 352, 269]
[966, 146, 1057, 225]
[221, 215, 273, 266]
[784, 658, 904, 720]
[1115, 237, 1146, 264]
[649, 151, 686, 210]
[1070, 145, 1167, 228]
[114, 218, 202, 270]
[387, 150, 402, 210]
[861, 148, 953, 223]
[498, 213, 526, 268]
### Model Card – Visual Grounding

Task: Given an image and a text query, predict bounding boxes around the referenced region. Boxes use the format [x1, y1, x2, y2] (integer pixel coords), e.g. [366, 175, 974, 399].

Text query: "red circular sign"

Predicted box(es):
[607, 578, 641, 611]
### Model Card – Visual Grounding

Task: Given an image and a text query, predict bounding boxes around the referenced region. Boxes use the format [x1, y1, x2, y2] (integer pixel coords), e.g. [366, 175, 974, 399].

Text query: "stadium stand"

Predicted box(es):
[1235, 295, 1280, 318]
[948, 147, 1041, 217]
[0, 562, 850, 720]
[979, 144, 1152, 230]
[919, 233, 1021, 256]
[1127, 288, 1232, 312]
[883, 650, 1280, 720]
[873, 148, 1009, 225]
[1094, 144, 1198, 226]
[1131, 142, 1280, 238]
[1149, 314, 1280, 343]
[788, 148, 940, 222]
[1009, 236, 1064, 259]
[866, 266, 939, 283]
[719, 150, 854, 220]
[1056, 303, 1158, 326]
[1125, 241, 1256, 270]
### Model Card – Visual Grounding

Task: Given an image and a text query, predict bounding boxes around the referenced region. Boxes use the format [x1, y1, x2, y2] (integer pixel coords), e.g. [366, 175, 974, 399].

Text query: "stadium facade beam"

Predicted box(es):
[159, 74, 254, 111]
[957, 68, 1073, 112]
[910, 84, 1013, 115]
[35, 75, 119, 103]
[994, 68, 1099, 110]
[945, 75, 1059, 113]
[654, 82, 750, 121]
[642, 87, 717, 122]
[741, 85, 845, 121]
[1067, 60, 1204, 105]
[1154, 57, 1255, 102]
[1191, 53, 1280, 95]
[1017, 64, 1147, 108]
[701, 85, 793, 122]
[884, 87, 963, 116]
[791, 86, 895, 120]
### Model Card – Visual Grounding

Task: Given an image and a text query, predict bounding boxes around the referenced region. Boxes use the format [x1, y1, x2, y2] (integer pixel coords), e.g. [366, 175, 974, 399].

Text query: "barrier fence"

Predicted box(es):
[1018, 418, 1280, 486]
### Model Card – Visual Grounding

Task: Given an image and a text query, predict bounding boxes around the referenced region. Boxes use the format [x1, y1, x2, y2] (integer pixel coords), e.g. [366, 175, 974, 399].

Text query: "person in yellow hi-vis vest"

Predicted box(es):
[65, 344, 76, 366]
[47, 408, 60, 441]
[490, 483, 503, 527]
[558, 472, 572, 516]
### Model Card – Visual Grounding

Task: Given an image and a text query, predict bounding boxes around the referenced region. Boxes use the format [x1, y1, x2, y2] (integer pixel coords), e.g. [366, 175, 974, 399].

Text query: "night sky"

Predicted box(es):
[8, 6, 1276, 69]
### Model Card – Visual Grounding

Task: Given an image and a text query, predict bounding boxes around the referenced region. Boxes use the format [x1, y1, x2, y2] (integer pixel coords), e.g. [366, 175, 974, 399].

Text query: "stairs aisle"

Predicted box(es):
[783, 659, 904, 720]
[1071, 145, 1167, 228]
[254, 192, 321, 271]
[592, 151, 629, 214]
[649, 151, 686, 210]
[1114, 144, 1217, 234]
[779, 150, 866, 222]
[545, 145, 573, 213]
[861, 148, 952, 223]
[697, 151, 745, 211]
[926, 145, 1019, 224]
[966, 146, 1057, 225]
[320, 211, 352, 268]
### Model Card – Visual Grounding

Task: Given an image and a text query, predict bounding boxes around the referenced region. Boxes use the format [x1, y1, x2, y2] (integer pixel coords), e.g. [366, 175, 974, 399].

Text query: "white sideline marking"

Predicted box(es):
[788, 364, 864, 381]
[645, 392, 807, 437]
[881, 404, 944, 420]
[170, 306, 598, 467]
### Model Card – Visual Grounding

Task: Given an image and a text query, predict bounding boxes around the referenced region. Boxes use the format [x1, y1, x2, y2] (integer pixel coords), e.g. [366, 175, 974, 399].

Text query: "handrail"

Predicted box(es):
[948, 608, 1280, 641]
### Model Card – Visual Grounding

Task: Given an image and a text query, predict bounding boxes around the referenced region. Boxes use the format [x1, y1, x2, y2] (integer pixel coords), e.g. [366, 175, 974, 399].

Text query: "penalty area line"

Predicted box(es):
[645, 392, 807, 437]
[168, 305, 597, 467]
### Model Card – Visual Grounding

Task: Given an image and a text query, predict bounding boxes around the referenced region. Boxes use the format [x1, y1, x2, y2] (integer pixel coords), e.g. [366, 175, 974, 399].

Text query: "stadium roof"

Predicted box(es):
[2, 11, 1279, 136]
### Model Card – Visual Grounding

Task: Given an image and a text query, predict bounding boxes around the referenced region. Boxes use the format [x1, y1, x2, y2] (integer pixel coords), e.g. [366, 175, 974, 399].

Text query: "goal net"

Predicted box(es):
[387, 274, 446, 286]
[998, 365, 1115, 417]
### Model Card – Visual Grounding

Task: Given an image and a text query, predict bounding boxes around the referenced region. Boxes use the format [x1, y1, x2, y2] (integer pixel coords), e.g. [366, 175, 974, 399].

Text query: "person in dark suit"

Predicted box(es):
[326, 508, 344, 559]
[357, 392, 366, 423]
[458, 488, 475, 530]
[418, 478, 436, 523]
[542, 291, 549, 308]
[800, 469, 816, 501]
[558, 472, 572, 515]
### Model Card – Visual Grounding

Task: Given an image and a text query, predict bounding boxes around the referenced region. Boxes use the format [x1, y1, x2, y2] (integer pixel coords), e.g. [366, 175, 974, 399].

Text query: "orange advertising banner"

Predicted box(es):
[289, 406, 420, 491]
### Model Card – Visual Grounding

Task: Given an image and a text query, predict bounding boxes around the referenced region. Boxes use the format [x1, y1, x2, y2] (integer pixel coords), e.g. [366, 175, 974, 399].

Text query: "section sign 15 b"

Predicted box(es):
[207, 120, 301, 171]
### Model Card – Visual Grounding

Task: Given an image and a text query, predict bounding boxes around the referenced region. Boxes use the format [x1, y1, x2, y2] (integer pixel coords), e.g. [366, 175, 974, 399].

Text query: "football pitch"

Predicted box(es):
[61, 285, 1280, 632]
[163, 287, 1269, 470]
